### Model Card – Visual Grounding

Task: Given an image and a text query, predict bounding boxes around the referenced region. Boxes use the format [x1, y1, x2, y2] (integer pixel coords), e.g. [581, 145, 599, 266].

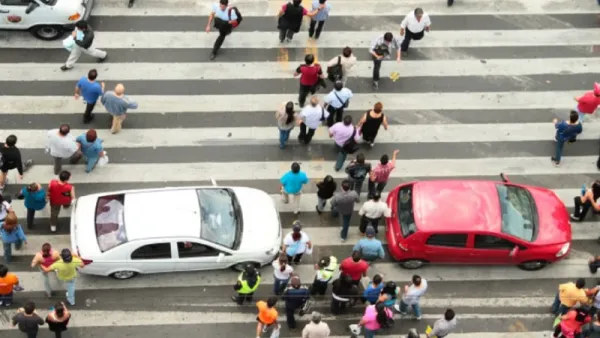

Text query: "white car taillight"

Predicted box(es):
[556, 243, 570, 257]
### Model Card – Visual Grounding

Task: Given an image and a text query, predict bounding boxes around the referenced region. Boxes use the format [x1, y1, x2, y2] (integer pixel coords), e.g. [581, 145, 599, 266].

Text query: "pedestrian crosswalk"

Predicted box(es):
[1, 0, 600, 336]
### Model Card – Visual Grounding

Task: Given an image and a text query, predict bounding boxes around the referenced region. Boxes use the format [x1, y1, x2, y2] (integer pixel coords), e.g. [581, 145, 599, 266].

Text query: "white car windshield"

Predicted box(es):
[196, 189, 241, 249]
[496, 184, 537, 242]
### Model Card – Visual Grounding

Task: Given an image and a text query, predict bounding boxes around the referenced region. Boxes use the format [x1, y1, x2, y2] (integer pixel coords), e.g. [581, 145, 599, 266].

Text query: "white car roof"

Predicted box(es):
[123, 189, 201, 241]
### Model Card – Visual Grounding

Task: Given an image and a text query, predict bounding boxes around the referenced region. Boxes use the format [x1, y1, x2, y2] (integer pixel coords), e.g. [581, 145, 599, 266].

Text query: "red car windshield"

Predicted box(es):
[496, 184, 537, 242]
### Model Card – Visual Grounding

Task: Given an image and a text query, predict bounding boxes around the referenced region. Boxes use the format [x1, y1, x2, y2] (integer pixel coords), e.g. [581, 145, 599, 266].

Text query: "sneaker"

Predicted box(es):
[50, 225, 57, 232]
[340, 238, 346, 242]
[24, 159, 33, 170]
[369, 142, 375, 147]
[60, 65, 72, 71]
[209, 53, 216, 60]
[315, 205, 322, 215]
[285, 38, 292, 42]
[372, 81, 379, 89]
[553, 161, 561, 167]
[415, 316, 422, 320]
[262, 324, 269, 333]
[293, 210, 299, 215]
[570, 214, 581, 221]
[97, 56, 107, 63]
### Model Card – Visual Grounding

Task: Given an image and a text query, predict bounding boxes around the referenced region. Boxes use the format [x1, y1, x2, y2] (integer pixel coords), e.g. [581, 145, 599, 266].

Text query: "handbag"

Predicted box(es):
[334, 91, 349, 108]
[342, 127, 359, 154]
[327, 56, 343, 82]
[97, 152, 109, 167]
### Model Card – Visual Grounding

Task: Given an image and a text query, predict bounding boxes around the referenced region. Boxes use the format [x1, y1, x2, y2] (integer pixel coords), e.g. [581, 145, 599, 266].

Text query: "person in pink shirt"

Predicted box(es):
[368, 150, 399, 197]
[357, 298, 394, 338]
[329, 115, 360, 172]
[574, 83, 600, 123]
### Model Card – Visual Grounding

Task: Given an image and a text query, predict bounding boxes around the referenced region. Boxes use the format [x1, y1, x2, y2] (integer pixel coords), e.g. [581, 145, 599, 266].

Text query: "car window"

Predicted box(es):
[425, 234, 468, 248]
[397, 184, 417, 238]
[177, 241, 219, 258]
[496, 185, 537, 242]
[95, 194, 128, 253]
[196, 189, 240, 249]
[474, 235, 515, 250]
[1, 0, 29, 6]
[131, 243, 171, 260]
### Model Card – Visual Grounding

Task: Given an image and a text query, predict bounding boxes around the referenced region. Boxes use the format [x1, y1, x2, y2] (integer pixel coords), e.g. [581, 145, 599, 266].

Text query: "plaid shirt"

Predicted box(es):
[372, 163, 394, 183]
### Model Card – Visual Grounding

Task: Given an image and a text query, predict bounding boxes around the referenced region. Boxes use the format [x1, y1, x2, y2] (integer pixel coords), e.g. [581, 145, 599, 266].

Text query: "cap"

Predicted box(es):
[60, 248, 73, 263]
[292, 220, 302, 232]
[365, 225, 376, 236]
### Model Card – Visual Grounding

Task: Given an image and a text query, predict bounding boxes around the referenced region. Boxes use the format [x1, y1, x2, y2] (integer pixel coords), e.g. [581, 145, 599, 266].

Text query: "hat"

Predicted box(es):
[60, 248, 73, 263]
[365, 226, 376, 236]
[292, 220, 302, 232]
[594, 83, 600, 96]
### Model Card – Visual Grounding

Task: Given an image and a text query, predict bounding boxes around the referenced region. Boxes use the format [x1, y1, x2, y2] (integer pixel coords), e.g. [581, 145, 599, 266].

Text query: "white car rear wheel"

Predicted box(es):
[110, 271, 138, 280]
[30, 25, 64, 41]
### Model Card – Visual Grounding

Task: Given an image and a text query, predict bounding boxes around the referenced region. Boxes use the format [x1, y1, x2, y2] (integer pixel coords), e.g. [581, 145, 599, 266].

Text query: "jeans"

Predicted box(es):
[399, 299, 422, 317]
[372, 58, 383, 81]
[575, 106, 585, 123]
[332, 208, 352, 240]
[273, 277, 289, 295]
[279, 29, 295, 42]
[64, 278, 76, 305]
[0, 292, 13, 306]
[3, 240, 22, 263]
[42, 271, 53, 296]
[350, 178, 365, 198]
[279, 128, 292, 148]
[364, 328, 377, 338]
[400, 28, 425, 51]
[85, 156, 100, 173]
[308, 20, 325, 39]
[316, 197, 328, 212]
[551, 292, 569, 315]
[335, 144, 348, 171]
[554, 139, 565, 163]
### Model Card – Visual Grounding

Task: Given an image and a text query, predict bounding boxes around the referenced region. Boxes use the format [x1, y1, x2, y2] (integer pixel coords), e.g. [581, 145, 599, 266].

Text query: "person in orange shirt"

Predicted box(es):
[256, 297, 279, 338]
[0, 264, 20, 306]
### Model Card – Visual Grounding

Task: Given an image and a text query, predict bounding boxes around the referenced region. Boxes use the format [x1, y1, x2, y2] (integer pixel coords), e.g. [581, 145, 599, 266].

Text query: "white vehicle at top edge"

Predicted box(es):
[70, 179, 283, 280]
[0, 0, 92, 40]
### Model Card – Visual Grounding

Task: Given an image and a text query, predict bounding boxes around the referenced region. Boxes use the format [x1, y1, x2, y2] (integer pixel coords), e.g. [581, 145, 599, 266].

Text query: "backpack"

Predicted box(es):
[347, 163, 369, 181]
[327, 56, 343, 82]
[228, 7, 243, 28]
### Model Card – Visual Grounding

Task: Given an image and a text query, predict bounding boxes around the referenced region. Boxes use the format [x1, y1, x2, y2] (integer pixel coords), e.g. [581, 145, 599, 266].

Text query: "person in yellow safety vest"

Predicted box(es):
[232, 264, 261, 305]
[310, 255, 338, 296]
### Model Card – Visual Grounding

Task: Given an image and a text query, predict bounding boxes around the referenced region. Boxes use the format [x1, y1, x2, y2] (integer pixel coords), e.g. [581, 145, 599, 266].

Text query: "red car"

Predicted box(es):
[385, 174, 572, 271]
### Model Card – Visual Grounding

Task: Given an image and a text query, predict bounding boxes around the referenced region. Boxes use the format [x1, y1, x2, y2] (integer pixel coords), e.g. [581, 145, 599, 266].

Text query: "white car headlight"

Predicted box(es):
[556, 243, 570, 257]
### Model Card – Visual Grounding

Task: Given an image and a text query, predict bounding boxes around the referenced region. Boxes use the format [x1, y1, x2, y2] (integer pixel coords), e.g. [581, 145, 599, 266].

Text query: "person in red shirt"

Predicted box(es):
[293, 54, 325, 107]
[340, 251, 369, 287]
[574, 83, 600, 123]
[47, 171, 76, 233]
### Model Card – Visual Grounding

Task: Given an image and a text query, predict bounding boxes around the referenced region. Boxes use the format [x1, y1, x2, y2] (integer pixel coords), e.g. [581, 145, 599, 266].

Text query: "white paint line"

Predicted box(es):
[0, 311, 555, 329]
[91, 0, 600, 16]
[3, 234, 71, 257]
[10, 158, 600, 184]
[4, 30, 600, 49]
[5, 123, 599, 149]
[7, 258, 598, 293]
[5, 58, 600, 81]
[0, 92, 581, 114]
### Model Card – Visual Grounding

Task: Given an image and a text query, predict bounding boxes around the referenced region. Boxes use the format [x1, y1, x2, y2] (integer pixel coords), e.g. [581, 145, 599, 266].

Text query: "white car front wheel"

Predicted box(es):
[110, 270, 138, 280]
[30, 25, 64, 41]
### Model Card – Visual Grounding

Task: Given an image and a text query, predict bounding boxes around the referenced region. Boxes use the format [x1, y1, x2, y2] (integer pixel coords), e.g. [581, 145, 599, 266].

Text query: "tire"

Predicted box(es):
[400, 259, 427, 269]
[230, 261, 261, 272]
[30, 25, 64, 41]
[110, 270, 139, 280]
[517, 260, 548, 271]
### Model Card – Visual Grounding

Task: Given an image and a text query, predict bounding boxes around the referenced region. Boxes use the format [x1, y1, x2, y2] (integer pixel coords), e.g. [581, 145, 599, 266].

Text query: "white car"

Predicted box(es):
[69, 181, 282, 280]
[0, 0, 93, 40]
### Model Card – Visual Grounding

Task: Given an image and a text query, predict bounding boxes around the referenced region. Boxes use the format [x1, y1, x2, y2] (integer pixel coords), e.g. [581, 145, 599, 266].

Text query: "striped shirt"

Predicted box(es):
[372, 163, 394, 183]
[369, 35, 402, 54]
[311, 0, 331, 21]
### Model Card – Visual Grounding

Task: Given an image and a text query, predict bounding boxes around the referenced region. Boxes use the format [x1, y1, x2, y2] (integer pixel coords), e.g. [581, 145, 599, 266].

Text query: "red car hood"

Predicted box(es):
[527, 187, 571, 245]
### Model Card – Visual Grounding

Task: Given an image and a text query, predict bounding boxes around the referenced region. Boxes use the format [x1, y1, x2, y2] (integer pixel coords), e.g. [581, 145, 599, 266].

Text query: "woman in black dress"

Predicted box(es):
[46, 302, 71, 338]
[358, 102, 389, 147]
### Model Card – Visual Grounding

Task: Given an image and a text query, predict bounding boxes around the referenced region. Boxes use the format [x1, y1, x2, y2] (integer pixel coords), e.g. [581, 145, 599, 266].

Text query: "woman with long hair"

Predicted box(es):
[31, 242, 60, 297]
[272, 254, 293, 295]
[276, 101, 297, 149]
[357, 296, 394, 337]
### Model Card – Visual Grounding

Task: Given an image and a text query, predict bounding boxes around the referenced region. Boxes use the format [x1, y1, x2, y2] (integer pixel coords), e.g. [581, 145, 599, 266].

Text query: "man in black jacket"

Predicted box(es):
[61, 20, 107, 71]
[0, 135, 33, 191]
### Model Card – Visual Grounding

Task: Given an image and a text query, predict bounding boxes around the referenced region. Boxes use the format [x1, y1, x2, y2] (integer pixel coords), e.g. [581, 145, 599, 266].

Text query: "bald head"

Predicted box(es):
[114, 84, 125, 95]
[309, 96, 319, 107]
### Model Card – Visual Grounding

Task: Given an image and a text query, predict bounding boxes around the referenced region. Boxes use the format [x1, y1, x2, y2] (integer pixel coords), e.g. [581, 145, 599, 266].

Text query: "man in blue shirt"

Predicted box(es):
[309, 0, 331, 39]
[206, 0, 239, 60]
[280, 162, 308, 215]
[324, 80, 353, 127]
[353, 226, 385, 262]
[74, 69, 104, 124]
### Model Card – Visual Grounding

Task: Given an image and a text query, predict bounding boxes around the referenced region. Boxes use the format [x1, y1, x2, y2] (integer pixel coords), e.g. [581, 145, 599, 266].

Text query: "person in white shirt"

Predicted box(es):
[282, 221, 312, 264]
[358, 192, 391, 235]
[326, 47, 357, 86]
[399, 8, 431, 53]
[46, 124, 82, 175]
[395, 274, 428, 320]
[272, 254, 294, 295]
[297, 96, 329, 145]
[323, 81, 353, 127]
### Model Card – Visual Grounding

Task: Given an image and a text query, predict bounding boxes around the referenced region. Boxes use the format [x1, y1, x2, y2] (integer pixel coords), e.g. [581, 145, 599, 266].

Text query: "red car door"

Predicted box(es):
[422, 233, 473, 264]
[468, 233, 521, 264]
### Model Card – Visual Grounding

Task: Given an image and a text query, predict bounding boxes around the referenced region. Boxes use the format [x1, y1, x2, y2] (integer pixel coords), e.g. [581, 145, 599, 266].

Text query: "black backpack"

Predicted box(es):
[327, 56, 343, 82]
[228, 7, 243, 27]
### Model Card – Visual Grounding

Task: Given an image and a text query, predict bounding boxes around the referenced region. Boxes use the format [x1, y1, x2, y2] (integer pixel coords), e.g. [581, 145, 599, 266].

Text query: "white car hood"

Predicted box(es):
[232, 187, 281, 251]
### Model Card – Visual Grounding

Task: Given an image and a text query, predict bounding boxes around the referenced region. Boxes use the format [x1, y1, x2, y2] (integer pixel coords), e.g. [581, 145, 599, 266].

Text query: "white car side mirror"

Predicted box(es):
[216, 252, 225, 262]
[210, 178, 218, 187]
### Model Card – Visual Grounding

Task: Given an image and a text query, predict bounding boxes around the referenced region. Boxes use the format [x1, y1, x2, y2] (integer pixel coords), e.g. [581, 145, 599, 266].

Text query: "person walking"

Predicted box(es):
[282, 221, 312, 264]
[76, 129, 105, 173]
[282, 276, 311, 330]
[358, 192, 391, 235]
[368, 150, 399, 197]
[552, 111, 582, 167]
[232, 264, 261, 305]
[399, 8, 431, 54]
[357, 300, 394, 338]
[302, 311, 331, 338]
[280, 162, 309, 215]
[310, 255, 338, 296]
[278, 0, 322, 43]
[255, 297, 279, 338]
[276, 101, 297, 149]
[75, 69, 105, 123]
[395, 274, 428, 320]
[17, 183, 47, 229]
[323, 80, 353, 127]
[272, 254, 294, 295]
[61, 20, 107, 71]
[315, 175, 336, 214]
[46, 302, 71, 338]
[46, 124, 82, 175]
[552, 278, 589, 315]
[0, 194, 13, 223]
[330, 179, 360, 242]
[339, 251, 369, 287]
[11, 301, 44, 338]
[206, 0, 242, 60]
[573, 83, 600, 123]
[427, 309, 457, 338]
[47, 171, 76, 233]
[327, 47, 357, 86]
[0, 135, 33, 191]
[353, 226, 385, 263]
[41, 249, 84, 306]
[30, 243, 60, 298]
[358, 102, 388, 147]
[329, 115, 360, 172]
[363, 274, 385, 304]
[294, 55, 326, 107]
[1, 213, 27, 264]
[0, 264, 21, 306]
[369, 32, 401, 89]
[101, 84, 139, 134]
[345, 152, 371, 198]
[308, 0, 331, 40]
[297, 96, 328, 145]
